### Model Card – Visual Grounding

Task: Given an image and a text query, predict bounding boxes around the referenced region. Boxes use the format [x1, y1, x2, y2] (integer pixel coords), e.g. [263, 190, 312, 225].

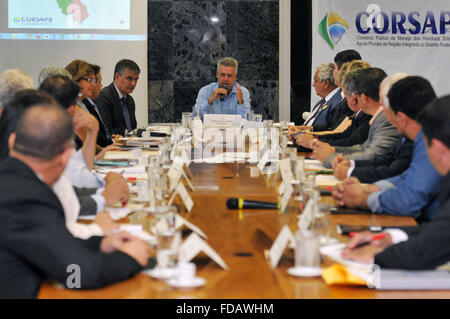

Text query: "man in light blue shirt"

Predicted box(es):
[193, 57, 251, 118]
[332, 76, 441, 222]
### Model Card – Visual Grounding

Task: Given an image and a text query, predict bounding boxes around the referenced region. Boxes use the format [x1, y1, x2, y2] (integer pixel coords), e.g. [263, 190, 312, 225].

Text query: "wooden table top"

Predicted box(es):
[39, 162, 450, 299]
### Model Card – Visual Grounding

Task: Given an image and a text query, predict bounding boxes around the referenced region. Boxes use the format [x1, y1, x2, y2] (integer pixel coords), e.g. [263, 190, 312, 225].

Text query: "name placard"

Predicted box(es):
[203, 114, 242, 129]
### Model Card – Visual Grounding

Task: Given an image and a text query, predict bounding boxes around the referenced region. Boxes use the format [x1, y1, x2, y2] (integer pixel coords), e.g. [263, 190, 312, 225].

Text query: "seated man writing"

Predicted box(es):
[341, 95, 450, 269]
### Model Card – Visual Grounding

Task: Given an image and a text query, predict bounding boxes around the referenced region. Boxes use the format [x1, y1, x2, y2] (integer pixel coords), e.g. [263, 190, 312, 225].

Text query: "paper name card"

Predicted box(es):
[168, 157, 185, 190]
[176, 215, 207, 239]
[268, 225, 295, 269]
[278, 181, 287, 195]
[179, 233, 228, 270]
[176, 182, 194, 212]
[257, 151, 270, 170]
[280, 183, 293, 214]
[203, 114, 242, 129]
[298, 199, 314, 231]
[279, 158, 293, 184]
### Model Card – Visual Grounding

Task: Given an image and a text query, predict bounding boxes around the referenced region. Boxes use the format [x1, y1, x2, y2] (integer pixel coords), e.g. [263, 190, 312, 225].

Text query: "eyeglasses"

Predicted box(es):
[79, 77, 97, 84]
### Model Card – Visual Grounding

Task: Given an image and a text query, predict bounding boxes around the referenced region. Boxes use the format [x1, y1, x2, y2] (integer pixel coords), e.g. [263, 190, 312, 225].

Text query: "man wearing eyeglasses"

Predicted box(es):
[95, 59, 139, 137]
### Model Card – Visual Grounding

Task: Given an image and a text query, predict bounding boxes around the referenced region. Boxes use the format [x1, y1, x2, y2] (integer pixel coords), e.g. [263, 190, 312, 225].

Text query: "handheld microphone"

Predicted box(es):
[226, 198, 280, 210]
[219, 84, 228, 101]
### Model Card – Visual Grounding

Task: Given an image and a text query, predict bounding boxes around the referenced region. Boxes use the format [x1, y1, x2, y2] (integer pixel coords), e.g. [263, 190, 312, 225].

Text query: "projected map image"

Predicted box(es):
[9, 0, 130, 29]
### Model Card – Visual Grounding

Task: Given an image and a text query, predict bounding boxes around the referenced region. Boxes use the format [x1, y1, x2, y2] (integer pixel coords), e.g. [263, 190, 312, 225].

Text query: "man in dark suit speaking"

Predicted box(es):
[0, 104, 148, 298]
[96, 59, 140, 136]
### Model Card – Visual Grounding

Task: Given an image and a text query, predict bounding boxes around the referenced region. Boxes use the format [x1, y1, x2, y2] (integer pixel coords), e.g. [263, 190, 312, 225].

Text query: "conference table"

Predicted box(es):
[39, 159, 450, 299]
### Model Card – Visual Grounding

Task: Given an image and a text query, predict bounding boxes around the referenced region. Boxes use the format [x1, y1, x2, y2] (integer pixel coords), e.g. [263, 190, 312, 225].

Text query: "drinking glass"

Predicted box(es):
[263, 119, 273, 128]
[182, 112, 191, 128]
[301, 173, 316, 209]
[153, 207, 180, 270]
[313, 203, 336, 246]
[254, 114, 262, 122]
[294, 229, 321, 272]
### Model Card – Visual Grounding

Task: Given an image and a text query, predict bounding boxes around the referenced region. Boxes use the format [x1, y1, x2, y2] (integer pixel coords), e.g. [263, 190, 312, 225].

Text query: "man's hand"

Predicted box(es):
[100, 231, 134, 253]
[104, 172, 123, 183]
[343, 231, 393, 253]
[341, 245, 385, 264]
[341, 231, 393, 264]
[331, 154, 349, 170]
[295, 133, 314, 148]
[332, 177, 370, 208]
[118, 237, 150, 267]
[102, 177, 130, 206]
[334, 161, 351, 180]
[236, 83, 244, 104]
[208, 87, 228, 104]
[94, 212, 119, 236]
[310, 140, 335, 162]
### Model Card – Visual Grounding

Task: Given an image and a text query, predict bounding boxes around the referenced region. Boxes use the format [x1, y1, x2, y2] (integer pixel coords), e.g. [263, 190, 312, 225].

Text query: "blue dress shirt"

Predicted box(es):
[192, 82, 251, 118]
[367, 129, 441, 221]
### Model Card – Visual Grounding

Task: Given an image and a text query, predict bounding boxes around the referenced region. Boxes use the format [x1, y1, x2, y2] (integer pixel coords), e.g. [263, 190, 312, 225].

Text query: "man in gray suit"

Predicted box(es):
[311, 68, 400, 168]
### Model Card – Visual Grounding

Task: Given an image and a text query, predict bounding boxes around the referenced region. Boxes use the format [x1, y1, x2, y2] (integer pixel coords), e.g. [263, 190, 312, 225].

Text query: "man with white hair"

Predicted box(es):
[332, 76, 441, 223]
[301, 63, 341, 128]
[0, 69, 34, 117]
[38, 66, 73, 86]
[192, 57, 251, 118]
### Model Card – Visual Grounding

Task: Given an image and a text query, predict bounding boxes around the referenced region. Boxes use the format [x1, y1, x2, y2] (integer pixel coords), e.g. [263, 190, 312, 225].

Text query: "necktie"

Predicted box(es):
[120, 96, 133, 132]
[304, 99, 325, 126]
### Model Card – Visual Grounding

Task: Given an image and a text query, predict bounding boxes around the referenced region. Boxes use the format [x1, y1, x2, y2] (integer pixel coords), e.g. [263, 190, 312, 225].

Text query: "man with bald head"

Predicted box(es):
[0, 104, 148, 298]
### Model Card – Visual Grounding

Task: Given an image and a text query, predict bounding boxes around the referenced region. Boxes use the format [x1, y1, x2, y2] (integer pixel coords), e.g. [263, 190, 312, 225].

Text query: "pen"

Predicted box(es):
[349, 232, 387, 248]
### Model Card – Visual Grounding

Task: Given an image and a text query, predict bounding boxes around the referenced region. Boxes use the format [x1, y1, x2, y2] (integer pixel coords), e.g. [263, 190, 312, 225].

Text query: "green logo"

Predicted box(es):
[319, 12, 349, 49]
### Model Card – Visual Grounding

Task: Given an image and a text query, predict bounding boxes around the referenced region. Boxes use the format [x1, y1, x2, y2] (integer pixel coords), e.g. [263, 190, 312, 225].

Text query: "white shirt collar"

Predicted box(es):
[324, 87, 340, 102]
[114, 83, 125, 99]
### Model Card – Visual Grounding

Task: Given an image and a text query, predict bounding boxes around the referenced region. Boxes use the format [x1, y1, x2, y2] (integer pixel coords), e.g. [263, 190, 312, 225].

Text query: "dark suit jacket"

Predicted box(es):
[319, 111, 371, 147]
[310, 88, 343, 128]
[95, 82, 137, 136]
[313, 94, 353, 132]
[295, 111, 371, 153]
[74, 186, 98, 216]
[82, 98, 113, 147]
[0, 157, 142, 298]
[351, 137, 414, 183]
[374, 172, 450, 270]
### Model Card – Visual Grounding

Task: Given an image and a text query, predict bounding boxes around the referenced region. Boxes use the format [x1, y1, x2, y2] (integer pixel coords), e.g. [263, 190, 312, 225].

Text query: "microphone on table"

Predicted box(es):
[219, 84, 228, 101]
[226, 198, 280, 210]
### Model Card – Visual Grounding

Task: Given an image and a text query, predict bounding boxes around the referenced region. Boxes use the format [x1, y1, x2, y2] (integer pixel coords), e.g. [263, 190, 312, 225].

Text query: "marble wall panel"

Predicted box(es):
[148, 0, 279, 123]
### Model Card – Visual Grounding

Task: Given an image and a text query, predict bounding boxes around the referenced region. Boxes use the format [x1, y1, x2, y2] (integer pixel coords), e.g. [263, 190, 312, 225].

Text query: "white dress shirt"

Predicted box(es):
[52, 175, 103, 239]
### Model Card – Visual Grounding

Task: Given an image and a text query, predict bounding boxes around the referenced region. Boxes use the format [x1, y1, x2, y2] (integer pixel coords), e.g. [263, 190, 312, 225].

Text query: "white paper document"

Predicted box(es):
[179, 233, 228, 270]
[315, 175, 340, 187]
